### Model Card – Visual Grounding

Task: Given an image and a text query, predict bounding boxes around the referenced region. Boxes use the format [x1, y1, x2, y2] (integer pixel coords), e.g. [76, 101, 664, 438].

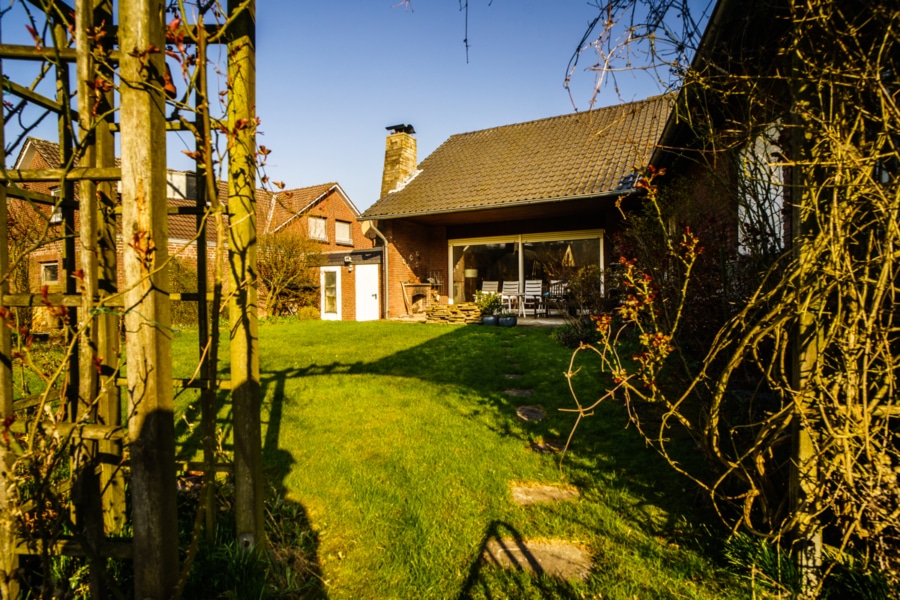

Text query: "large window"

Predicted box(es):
[449, 231, 603, 303]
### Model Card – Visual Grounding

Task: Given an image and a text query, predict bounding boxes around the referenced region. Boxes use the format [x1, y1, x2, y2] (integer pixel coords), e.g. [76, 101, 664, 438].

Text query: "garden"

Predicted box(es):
[168, 318, 748, 599]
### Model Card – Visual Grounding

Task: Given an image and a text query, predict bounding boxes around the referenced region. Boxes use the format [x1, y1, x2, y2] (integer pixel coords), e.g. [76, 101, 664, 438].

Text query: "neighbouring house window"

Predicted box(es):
[41, 262, 59, 284]
[320, 267, 341, 320]
[309, 216, 327, 242]
[448, 230, 603, 303]
[49, 188, 62, 224]
[335, 220, 353, 245]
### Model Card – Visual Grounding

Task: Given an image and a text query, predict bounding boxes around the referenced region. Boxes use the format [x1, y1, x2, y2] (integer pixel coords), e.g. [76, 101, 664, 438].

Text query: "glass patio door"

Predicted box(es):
[448, 230, 603, 304]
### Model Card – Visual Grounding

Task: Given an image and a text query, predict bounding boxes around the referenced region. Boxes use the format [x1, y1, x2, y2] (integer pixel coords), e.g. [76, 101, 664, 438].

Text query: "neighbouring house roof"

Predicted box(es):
[12, 138, 359, 244]
[14, 137, 62, 169]
[259, 182, 358, 235]
[361, 94, 674, 221]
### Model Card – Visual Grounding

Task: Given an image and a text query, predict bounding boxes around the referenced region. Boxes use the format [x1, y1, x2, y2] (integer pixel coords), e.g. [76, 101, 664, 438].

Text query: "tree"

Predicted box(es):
[564, 0, 900, 594]
[257, 232, 323, 317]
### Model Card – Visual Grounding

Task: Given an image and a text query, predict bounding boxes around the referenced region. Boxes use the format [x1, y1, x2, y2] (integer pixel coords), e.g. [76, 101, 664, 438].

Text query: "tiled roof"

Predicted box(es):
[26, 137, 62, 168]
[261, 182, 335, 234]
[360, 94, 674, 220]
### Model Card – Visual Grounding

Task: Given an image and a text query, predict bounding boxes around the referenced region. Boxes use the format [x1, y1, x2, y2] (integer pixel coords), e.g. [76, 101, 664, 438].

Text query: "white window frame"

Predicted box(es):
[447, 229, 604, 304]
[308, 216, 328, 242]
[49, 188, 62, 224]
[41, 262, 59, 284]
[320, 266, 341, 320]
[335, 220, 353, 246]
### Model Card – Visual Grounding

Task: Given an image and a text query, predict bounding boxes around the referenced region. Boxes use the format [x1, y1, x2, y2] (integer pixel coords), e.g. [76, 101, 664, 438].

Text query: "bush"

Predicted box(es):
[474, 291, 502, 316]
[295, 306, 320, 321]
[552, 320, 599, 348]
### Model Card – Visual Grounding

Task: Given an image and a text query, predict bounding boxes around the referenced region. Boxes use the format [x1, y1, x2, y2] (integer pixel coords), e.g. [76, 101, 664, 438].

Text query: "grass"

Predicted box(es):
[170, 319, 743, 599]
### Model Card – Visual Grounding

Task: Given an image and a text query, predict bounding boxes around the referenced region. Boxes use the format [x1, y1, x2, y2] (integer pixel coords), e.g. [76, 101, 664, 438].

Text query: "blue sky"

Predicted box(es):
[252, 1, 666, 210]
[2, 1, 708, 211]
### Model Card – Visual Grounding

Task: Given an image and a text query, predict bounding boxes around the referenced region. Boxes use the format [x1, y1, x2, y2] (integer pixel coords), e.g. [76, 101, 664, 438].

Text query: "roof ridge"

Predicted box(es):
[447, 93, 675, 139]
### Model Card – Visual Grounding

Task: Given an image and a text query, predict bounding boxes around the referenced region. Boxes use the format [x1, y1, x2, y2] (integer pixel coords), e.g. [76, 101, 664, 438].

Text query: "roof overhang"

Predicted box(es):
[363, 189, 634, 227]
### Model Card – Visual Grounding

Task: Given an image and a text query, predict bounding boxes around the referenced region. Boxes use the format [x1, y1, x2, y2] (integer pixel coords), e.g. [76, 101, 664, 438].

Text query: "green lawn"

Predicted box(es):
[172, 319, 745, 599]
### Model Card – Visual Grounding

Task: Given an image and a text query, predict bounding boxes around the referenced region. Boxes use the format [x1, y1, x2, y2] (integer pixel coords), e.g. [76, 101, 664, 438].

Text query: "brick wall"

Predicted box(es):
[381, 220, 447, 318]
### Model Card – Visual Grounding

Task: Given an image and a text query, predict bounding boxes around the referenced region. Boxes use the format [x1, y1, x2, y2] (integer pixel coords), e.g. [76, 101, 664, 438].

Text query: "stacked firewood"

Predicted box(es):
[425, 302, 483, 324]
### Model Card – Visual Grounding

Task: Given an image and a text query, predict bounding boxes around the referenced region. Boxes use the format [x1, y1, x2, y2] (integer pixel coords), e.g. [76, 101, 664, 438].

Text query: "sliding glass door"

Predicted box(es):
[448, 230, 603, 304]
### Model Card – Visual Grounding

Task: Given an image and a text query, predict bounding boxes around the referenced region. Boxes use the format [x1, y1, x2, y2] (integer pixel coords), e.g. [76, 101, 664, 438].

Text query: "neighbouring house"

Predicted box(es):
[359, 97, 674, 318]
[7, 137, 377, 327]
[257, 182, 380, 321]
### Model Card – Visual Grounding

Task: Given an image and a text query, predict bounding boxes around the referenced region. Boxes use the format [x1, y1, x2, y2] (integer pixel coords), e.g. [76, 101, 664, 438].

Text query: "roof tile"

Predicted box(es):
[361, 94, 674, 220]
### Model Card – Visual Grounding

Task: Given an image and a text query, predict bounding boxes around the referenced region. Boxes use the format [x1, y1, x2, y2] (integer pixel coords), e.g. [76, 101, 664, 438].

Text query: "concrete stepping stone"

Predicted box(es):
[504, 373, 523, 380]
[505, 389, 534, 398]
[483, 538, 592, 582]
[515, 404, 543, 421]
[510, 482, 579, 505]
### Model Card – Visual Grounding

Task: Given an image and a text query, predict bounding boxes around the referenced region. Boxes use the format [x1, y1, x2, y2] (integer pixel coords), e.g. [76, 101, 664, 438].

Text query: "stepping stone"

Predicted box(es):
[515, 404, 544, 421]
[504, 373, 522, 380]
[510, 482, 579, 505]
[505, 389, 533, 398]
[529, 439, 562, 454]
[483, 538, 592, 582]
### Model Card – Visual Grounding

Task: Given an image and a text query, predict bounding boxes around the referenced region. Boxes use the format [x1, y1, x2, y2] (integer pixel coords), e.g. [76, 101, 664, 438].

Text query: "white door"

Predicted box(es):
[320, 267, 341, 320]
[355, 264, 380, 321]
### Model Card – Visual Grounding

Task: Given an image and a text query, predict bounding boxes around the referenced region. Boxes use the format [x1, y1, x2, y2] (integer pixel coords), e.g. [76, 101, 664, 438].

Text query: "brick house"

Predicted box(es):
[359, 96, 674, 319]
[8, 138, 377, 326]
[258, 182, 381, 321]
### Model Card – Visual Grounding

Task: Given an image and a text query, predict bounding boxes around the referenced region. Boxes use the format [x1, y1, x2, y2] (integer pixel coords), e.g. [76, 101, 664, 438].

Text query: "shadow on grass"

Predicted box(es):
[261, 366, 329, 599]
[172, 367, 329, 598]
[456, 520, 583, 600]
[177, 323, 729, 593]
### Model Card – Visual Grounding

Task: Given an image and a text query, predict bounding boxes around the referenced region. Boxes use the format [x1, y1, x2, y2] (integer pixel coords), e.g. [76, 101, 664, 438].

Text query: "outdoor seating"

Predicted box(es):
[480, 280, 499, 294]
[546, 280, 568, 316]
[522, 279, 545, 317]
[500, 280, 520, 313]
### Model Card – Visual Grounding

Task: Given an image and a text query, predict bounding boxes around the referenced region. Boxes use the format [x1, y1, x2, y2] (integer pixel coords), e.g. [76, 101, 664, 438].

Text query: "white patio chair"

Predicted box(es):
[480, 280, 499, 294]
[522, 279, 545, 317]
[500, 280, 520, 313]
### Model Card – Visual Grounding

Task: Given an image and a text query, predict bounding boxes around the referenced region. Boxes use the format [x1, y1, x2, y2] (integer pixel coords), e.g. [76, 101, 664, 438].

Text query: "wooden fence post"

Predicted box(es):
[227, 0, 265, 551]
[119, 1, 179, 597]
[0, 56, 18, 599]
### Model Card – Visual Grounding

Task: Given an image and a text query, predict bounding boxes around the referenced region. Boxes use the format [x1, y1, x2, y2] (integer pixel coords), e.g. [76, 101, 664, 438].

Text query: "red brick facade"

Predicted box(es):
[9, 139, 376, 327]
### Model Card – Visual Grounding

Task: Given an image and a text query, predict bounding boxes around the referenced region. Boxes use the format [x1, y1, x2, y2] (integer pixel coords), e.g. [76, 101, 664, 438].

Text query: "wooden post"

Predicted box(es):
[72, 4, 107, 596]
[227, 0, 265, 551]
[92, 0, 126, 536]
[118, 1, 179, 597]
[0, 42, 19, 600]
[790, 44, 822, 594]
[194, 18, 218, 541]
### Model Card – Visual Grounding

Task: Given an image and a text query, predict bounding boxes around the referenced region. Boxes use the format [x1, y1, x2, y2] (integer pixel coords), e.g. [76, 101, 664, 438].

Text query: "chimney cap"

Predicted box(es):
[386, 124, 415, 135]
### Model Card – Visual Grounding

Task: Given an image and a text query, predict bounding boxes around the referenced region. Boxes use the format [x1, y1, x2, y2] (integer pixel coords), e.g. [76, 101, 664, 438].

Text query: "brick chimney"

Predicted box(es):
[380, 124, 417, 197]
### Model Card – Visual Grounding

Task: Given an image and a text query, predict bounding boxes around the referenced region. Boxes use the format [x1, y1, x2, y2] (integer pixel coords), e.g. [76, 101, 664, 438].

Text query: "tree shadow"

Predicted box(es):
[174, 323, 730, 595]
[456, 520, 584, 599]
[259, 365, 328, 599]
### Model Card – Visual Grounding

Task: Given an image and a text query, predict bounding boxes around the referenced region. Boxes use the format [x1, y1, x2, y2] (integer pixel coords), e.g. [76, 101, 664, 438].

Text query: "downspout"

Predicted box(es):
[362, 219, 390, 319]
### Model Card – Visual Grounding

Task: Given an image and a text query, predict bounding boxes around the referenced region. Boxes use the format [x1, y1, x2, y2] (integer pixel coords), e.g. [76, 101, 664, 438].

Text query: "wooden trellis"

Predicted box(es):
[0, 1, 263, 598]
